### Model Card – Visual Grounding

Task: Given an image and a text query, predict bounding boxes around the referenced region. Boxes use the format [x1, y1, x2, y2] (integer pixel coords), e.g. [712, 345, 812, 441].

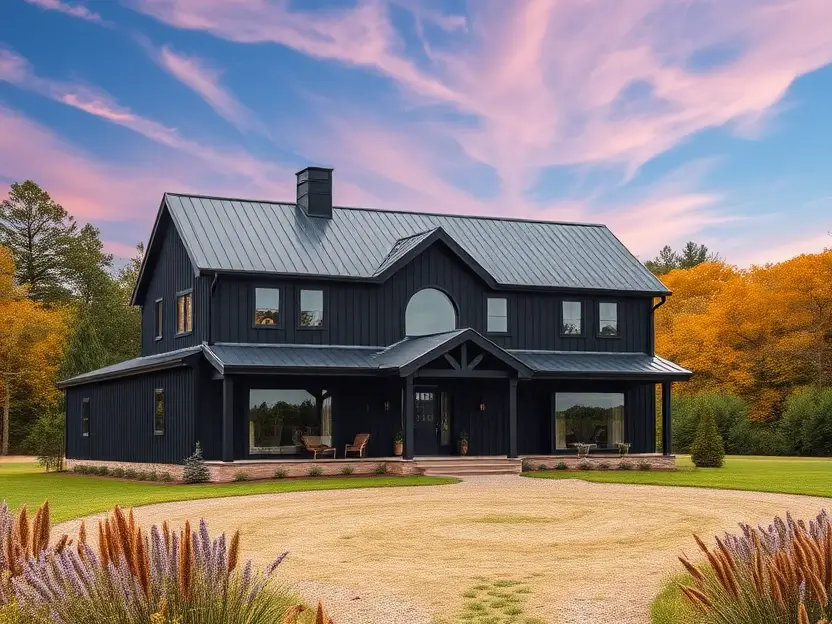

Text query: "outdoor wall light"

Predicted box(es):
[383, 400, 390, 411]
[479, 400, 486, 412]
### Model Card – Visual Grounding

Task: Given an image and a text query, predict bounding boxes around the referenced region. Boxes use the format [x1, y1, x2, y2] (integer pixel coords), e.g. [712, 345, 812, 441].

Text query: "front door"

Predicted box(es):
[414, 390, 439, 455]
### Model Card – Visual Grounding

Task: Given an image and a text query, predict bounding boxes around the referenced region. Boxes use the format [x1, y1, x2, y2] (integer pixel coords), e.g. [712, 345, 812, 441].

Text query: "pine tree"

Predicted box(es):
[690, 405, 725, 468]
[183, 442, 210, 483]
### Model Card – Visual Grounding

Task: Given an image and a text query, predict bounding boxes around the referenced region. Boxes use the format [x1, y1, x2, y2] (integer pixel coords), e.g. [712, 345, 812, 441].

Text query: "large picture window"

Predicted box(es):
[561, 301, 583, 335]
[248, 389, 328, 455]
[254, 288, 281, 326]
[555, 392, 624, 450]
[405, 288, 457, 336]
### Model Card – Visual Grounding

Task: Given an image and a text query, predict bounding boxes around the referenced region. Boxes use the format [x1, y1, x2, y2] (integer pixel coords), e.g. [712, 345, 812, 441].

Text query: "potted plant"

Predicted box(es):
[458, 430, 469, 456]
[393, 431, 404, 456]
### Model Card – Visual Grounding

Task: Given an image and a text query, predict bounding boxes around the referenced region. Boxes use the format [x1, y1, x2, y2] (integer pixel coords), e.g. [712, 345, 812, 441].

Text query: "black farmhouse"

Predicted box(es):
[59, 167, 691, 474]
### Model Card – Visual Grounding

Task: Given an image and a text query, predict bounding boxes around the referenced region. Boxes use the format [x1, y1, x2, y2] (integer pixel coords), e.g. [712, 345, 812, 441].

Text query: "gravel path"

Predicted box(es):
[56, 477, 832, 623]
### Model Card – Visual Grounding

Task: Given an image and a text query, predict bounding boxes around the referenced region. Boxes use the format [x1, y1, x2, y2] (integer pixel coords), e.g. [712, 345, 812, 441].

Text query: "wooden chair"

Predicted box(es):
[301, 435, 336, 459]
[344, 433, 371, 458]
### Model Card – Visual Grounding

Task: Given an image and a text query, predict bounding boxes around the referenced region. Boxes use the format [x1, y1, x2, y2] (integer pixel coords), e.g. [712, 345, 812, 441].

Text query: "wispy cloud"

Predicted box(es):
[149, 44, 266, 134]
[23, 0, 111, 25]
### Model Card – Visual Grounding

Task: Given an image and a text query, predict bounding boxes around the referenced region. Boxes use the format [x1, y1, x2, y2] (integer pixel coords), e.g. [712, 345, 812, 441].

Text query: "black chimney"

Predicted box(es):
[296, 166, 333, 218]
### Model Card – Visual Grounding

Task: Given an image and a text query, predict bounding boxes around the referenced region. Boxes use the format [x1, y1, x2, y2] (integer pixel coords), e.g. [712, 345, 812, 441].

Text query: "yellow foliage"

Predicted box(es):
[656, 251, 832, 420]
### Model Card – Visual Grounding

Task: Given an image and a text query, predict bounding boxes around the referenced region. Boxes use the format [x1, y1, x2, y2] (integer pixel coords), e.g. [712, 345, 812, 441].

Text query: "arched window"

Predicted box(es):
[405, 288, 458, 336]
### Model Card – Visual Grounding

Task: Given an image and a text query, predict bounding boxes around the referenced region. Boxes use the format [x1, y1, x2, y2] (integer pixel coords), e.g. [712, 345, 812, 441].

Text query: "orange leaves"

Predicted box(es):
[655, 251, 832, 419]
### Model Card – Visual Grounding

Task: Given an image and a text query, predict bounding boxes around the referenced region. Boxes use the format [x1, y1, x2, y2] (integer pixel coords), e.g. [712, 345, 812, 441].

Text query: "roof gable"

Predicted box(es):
[160, 193, 670, 294]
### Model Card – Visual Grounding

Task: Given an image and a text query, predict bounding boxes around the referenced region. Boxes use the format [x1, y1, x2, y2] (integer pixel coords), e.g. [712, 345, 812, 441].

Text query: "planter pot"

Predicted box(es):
[393, 441, 403, 456]
[458, 440, 469, 456]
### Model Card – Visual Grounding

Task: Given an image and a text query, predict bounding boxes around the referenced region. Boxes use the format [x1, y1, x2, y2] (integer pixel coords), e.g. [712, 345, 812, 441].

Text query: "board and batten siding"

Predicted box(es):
[140, 215, 210, 356]
[65, 366, 197, 463]
[212, 243, 653, 352]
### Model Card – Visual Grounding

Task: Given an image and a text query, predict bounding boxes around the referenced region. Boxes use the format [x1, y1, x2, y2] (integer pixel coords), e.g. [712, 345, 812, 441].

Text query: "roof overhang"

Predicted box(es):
[57, 347, 203, 388]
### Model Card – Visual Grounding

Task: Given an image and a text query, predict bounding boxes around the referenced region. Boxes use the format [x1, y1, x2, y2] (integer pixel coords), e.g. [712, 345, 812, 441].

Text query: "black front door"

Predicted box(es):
[414, 390, 438, 455]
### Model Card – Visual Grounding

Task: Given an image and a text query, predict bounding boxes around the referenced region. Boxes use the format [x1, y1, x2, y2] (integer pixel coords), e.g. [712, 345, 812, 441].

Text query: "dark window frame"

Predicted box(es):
[560, 299, 585, 337]
[81, 398, 90, 437]
[485, 295, 509, 335]
[297, 286, 327, 330]
[154, 298, 163, 341]
[175, 288, 194, 337]
[552, 391, 626, 451]
[597, 300, 620, 338]
[154, 388, 165, 435]
[252, 285, 284, 330]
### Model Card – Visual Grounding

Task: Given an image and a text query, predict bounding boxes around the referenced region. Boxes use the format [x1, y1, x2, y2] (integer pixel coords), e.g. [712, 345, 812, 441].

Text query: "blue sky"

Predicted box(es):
[1, 0, 831, 264]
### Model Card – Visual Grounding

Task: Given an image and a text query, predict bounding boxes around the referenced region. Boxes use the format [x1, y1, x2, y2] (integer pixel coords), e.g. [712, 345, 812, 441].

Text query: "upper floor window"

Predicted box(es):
[154, 299, 163, 341]
[254, 288, 281, 326]
[599, 302, 618, 337]
[299, 289, 324, 328]
[561, 301, 583, 336]
[486, 297, 508, 333]
[154, 389, 165, 435]
[406, 288, 457, 336]
[81, 398, 90, 436]
[176, 290, 193, 336]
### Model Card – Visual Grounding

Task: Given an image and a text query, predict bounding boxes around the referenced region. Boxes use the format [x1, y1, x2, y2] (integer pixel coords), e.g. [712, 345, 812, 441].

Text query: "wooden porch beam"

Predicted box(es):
[414, 369, 510, 378]
[222, 376, 234, 462]
[508, 378, 518, 458]
[404, 375, 415, 460]
[443, 353, 461, 370]
[661, 381, 672, 456]
[466, 353, 484, 370]
[461, 343, 468, 369]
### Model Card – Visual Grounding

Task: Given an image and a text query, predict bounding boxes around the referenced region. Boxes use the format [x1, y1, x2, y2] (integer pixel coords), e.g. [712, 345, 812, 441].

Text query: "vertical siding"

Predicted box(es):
[213, 243, 653, 353]
[65, 366, 197, 463]
[140, 214, 208, 355]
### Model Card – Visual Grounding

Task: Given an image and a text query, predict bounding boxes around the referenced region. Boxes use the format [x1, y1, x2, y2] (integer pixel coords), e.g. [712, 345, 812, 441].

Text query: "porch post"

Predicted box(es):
[508, 378, 518, 458]
[222, 376, 234, 462]
[404, 375, 415, 459]
[661, 381, 672, 456]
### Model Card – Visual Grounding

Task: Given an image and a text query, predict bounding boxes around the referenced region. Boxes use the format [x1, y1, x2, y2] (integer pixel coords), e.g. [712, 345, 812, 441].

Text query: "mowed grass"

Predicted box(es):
[0, 463, 457, 524]
[523, 455, 832, 498]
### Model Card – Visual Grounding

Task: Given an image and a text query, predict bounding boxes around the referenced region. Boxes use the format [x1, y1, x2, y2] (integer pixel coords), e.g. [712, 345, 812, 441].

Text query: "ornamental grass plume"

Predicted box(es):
[677, 509, 832, 624]
[1, 502, 322, 624]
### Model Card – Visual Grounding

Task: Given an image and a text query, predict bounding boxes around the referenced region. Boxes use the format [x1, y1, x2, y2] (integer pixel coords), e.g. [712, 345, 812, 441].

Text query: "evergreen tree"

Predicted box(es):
[645, 241, 718, 275]
[690, 405, 725, 468]
[183, 442, 210, 483]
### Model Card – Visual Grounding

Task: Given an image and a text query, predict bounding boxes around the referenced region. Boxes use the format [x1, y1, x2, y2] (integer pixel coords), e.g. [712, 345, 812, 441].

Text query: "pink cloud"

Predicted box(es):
[151, 44, 265, 134]
[23, 0, 111, 25]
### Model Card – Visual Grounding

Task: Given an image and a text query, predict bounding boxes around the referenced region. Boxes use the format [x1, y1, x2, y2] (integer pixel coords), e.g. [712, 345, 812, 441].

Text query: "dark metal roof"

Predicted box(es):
[204, 343, 379, 374]
[372, 229, 438, 278]
[162, 193, 669, 294]
[509, 350, 692, 380]
[57, 346, 203, 388]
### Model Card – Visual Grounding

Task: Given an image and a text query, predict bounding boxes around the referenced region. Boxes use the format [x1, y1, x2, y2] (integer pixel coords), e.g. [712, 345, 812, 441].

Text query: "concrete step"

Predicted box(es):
[421, 466, 521, 477]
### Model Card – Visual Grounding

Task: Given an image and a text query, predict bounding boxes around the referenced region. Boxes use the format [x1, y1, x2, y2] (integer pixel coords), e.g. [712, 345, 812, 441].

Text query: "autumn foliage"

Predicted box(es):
[657, 252, 832, 420]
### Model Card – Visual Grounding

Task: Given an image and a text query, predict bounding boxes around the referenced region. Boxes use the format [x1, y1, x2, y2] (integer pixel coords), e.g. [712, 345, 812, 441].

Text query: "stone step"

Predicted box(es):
[420, 466, 521, 477]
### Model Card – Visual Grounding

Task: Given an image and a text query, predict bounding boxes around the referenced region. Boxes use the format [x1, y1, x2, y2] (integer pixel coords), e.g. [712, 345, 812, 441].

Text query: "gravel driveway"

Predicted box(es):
[56, 477, 832, 623]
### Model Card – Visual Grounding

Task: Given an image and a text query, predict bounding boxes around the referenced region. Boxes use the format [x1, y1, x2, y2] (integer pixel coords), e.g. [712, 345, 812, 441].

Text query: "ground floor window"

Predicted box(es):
[248, 389, 329, 455]
[554, 392, 624, 449]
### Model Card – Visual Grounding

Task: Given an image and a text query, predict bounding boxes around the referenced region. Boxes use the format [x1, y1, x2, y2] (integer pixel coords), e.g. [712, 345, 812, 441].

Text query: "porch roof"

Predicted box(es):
[508, 350, 692, 380]
[57, 346, 203, 387]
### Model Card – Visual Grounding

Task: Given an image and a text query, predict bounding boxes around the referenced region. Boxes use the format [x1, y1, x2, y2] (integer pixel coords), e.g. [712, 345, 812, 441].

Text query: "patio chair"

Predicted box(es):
[344, 433, 371, 458]
[301, 435, 336, 459]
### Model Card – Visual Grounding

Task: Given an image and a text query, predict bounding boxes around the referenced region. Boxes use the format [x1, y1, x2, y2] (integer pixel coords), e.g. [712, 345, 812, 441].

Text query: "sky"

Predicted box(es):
[1, 0, 831, 266]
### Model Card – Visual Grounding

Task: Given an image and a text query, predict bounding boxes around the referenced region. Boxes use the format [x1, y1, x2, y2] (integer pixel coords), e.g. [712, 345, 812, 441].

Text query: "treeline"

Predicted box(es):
[0, 181, 141, 455]
[651, 243, 832, 455]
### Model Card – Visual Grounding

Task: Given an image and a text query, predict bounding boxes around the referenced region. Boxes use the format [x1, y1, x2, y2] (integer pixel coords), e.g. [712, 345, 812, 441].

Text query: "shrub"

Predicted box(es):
[72, 464, 87, 474]
[374, 462, 389, 475]
[691, 404, 725, 468]
[521, 460, 533, 472]
[340, 465, 354, 475]
[273, 468, 288, 479]
[112, 467, 125, 478]
[676, 509, 832, 624]
[637, 460, 652, 471]
[147, 470, 159, 482]
[618, 460, 634, 470]
[307, 465, 323, 477]
[95, 465, 109, 476]
[534, 464, 547, 471]
[596, 462, 611, 471]
[24, 409, 65, 472]
[5, 503, 306, 624]
[136, 470, 149, 481]
[578, 460, 592, 471]
[124, 468, 138, 479]
[233, 471, 249, 482]
[672, 393, 752, 454]
[779, 387, 832, 456]
[160, 472, 173, 482]
[555, 461, 568, 471]
[183, 441, 210, 484]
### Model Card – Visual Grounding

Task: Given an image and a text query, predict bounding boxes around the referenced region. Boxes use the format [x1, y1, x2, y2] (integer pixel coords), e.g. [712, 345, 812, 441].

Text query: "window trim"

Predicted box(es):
[175, 288, 194, 337]
[297, 287, 326, 330]
[153, 388, 165, 436]
[596, 300, 620, 339]
[252, 285, 284, 330]
[154, 298, 164, 341]
[560, 299, 585, 337]
[485, 296, 509, 335]
[81, 398, 90, 437]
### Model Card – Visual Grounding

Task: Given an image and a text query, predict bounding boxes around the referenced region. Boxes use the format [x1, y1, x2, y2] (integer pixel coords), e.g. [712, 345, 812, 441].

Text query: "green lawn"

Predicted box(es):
[0, 463, 457, 524]
[523, 455, 832, 498]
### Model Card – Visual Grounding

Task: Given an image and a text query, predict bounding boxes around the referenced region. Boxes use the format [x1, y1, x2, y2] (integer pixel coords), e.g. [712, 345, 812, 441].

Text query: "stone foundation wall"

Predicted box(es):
[65, 458, 421, 482]
[521, 454, 677, 471]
